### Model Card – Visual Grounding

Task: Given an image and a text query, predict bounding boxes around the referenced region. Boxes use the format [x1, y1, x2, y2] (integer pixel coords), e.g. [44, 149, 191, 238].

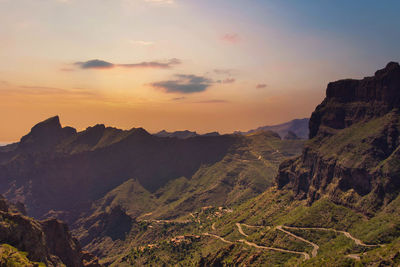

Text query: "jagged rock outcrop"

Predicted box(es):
[309, 62, 400, 138]
[276, 62, 400, 215]
[18, 116, 76, 152]
[0, 118, 237, 222]
[154, 130, 198, 139]
[0, 196, 101, 266]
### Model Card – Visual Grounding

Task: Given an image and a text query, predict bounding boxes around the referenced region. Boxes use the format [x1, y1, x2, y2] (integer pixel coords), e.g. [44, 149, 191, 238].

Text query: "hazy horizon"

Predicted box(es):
[0, 116, 310, 143]
[1, 0, 399, 141]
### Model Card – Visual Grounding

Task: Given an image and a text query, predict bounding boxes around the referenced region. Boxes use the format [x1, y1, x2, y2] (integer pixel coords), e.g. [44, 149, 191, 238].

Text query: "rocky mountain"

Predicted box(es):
[108, 62, 400, 266]
[0, 115, 304, 264]
[0, 118, 238, 222]
[0, 195, 100, 266]
[277, 61, 400, 215]
[239, 118, 309, 139]
[154, 130, 220, 139]
[71, 130, 304, 261]
[4, 63, 399, 266]
[154, 129, 199, 139]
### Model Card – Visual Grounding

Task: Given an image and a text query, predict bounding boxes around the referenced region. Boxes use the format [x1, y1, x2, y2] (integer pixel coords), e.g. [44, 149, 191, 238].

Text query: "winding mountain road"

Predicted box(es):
[241, 223, 264, 229]
[235, 223, 310, 260]
[140, 213, 382, 262]
[203, 228, 310, 261]
[202, 233, 234, 244]
[238, 239, 310, 260]
[281, 226, 382, 247]
[236, 223, 249, 237]
[277, 226, 319, 258]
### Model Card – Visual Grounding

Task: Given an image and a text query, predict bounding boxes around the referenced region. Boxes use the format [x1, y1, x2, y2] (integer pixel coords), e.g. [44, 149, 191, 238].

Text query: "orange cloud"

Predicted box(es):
[221, 33, 240, 44]
[256, 84, 267, 89]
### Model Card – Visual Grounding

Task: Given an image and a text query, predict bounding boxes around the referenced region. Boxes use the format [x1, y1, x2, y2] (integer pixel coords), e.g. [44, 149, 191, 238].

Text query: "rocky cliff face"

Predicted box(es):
[277, 62, 400, 216]
[0, 196, 100, 266]
[309, 62, 400, 138]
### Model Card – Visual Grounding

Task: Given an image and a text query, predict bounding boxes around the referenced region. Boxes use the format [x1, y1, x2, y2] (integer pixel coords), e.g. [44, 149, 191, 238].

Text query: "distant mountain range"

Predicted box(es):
[0, 114, 305, 264]
[154, 118, 309, 140]
[118, 61, 400, 266]
[154, 130, 220, 139]
[237, 118, 309, 139]
[1, 62, 400, 266]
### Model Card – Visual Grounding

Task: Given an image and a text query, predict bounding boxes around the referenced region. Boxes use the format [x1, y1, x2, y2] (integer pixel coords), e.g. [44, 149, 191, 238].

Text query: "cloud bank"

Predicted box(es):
[151, 74, 213, 94]
[74, 58, 181, 70]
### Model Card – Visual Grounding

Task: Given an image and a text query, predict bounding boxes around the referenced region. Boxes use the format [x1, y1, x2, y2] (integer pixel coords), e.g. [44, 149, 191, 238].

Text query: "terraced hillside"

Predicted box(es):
[104, 62, 400, 266]
[0, 116, 304, 262]
[71, 130, 304, 258]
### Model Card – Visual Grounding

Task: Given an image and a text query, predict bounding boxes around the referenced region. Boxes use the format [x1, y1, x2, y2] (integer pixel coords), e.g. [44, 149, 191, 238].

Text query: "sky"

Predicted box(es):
[0, 0, 399, 142]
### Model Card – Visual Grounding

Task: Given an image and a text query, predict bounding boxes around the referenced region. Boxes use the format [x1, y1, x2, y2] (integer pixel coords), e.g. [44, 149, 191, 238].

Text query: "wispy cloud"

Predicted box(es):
[60, 68, 75, 72]
[216, 78, 235, 84]
[0, 83, 96, 98]
[74, 58, 181, 70]
[214, 69, 237, 76]
[144, 0, 174, 4]
[129, 40, 155, 46]
[0, 82, 134, 105]
[256, 84, 267, 89]
[151, 74, 213, 94]
[120, 58, 181, 69]
[18, 85, 96, 96]
[171, 97, 186, 101]
[193, 99, 229, 104]
[221, 33, 240, 44]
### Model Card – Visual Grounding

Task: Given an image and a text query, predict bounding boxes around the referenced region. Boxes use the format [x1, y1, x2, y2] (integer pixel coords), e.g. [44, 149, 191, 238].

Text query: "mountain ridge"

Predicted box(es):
[238, 118, 309, 140]
[277, 62, 400, 215]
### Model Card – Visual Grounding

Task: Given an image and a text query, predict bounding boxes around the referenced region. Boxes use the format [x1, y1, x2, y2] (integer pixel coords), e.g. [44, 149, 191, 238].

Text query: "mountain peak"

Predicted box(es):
[19, 116, 76, 151]
[31, 116, 61, 132]
[278, 62, 400, 215]
[310, 62, 400, 138]
[375, 61, 400, 76]
[154, 129, 198, 139]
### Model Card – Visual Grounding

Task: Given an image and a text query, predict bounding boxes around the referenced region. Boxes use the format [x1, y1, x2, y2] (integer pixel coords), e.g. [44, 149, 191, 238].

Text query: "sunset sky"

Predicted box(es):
[1, 0, 400, 142]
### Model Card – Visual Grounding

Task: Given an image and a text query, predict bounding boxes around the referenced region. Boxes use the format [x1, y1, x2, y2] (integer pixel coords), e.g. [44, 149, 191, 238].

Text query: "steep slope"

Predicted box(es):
[0, 196, 100, 267]
[241, 118, 309, 139]
[69, 131, 304, 259]
[277, 62, 400, 215]
[147, 131, 304, 219]
[110, 62, 400, 266]
[0, 120, 237, 222]
[0, 116, 304, 263]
